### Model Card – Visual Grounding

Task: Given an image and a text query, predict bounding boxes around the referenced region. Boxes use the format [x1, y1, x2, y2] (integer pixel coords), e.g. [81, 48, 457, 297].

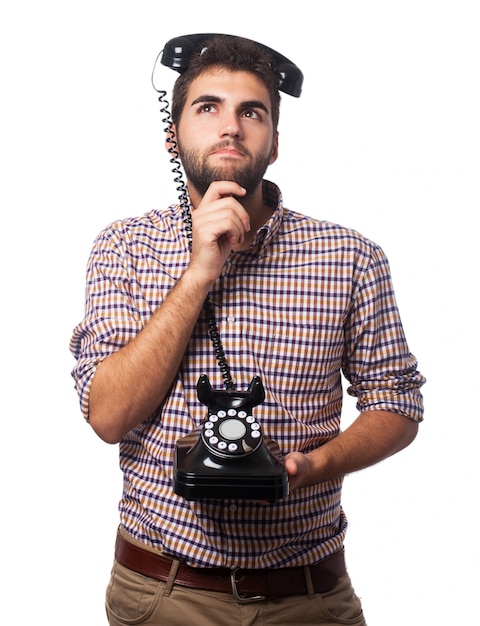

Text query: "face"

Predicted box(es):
[173, 69, 279, 199]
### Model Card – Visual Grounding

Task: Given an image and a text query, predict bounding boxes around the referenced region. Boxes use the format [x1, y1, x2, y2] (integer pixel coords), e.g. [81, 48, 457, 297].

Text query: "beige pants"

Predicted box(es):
[105, 555, 367, 626]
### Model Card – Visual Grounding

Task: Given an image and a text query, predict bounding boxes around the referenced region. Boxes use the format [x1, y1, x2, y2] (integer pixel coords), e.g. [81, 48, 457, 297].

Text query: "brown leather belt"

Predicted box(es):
[115, 531, 346, 602]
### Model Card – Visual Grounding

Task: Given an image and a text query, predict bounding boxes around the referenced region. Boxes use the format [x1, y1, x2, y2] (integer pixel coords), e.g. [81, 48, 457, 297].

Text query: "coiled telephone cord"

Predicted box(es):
[157, 91, 235, 391]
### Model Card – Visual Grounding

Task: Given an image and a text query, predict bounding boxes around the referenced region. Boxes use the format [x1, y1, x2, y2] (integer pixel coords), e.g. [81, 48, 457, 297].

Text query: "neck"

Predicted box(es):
[234, 199, 274, 251]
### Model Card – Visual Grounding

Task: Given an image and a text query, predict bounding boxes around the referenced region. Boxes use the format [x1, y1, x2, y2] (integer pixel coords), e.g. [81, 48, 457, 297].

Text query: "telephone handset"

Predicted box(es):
[156, 33, 303, 98]
[173, 375, 289, 502]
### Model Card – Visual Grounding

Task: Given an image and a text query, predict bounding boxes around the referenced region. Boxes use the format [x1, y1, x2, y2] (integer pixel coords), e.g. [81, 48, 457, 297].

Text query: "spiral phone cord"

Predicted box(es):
[158, 91, 235, 391]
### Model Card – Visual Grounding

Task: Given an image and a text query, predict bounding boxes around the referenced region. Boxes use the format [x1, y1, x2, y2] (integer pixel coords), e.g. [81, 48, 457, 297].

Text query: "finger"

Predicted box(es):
[194, 207, 247, 245]
[202, 181, 247, 202]
[195, 200, 251, 244]
[285, 456, 299, 478]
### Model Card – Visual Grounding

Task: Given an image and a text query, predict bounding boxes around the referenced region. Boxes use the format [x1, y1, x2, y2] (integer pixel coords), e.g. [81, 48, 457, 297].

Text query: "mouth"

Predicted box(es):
[209, 142, 245, 158]
[211, 149, 243, 157]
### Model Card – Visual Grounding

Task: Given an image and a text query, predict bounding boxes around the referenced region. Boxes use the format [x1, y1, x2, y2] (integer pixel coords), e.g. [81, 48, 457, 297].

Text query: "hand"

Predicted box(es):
[189, 181, 250, 286]
[284, 451, 315, 491]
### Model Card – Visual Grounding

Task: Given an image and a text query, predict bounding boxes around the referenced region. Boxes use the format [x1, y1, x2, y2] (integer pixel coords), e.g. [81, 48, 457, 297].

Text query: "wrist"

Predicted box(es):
[180, 265, 216, 299]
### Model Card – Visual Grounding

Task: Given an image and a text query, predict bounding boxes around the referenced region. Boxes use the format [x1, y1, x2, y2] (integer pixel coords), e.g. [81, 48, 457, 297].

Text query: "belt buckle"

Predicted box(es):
[230, 567, 266, 603]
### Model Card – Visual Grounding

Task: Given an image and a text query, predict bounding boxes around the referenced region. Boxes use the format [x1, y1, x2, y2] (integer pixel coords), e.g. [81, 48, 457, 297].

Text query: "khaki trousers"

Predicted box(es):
[105, 556, 367, 626]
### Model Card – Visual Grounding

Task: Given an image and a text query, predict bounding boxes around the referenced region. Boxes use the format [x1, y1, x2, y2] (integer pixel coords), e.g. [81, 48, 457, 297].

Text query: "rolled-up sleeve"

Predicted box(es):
[342, 243, 426, 421]
[70, 226, 145, 420]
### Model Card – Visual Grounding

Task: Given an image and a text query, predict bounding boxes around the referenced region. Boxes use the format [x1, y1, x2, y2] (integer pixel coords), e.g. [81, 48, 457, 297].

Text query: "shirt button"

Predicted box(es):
[229, 504, 237, 512]
[227, 315, 235, 324]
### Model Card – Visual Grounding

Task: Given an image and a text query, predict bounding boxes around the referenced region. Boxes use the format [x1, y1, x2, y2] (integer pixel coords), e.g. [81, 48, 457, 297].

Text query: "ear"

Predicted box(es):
[269, 131, 279, 165]
[164, 123, 177, 152]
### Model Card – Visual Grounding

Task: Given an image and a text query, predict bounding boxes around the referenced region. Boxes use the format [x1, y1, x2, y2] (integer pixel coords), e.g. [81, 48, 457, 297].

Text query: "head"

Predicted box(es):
[173, 67, 279, 200]
[171, 35, 281, 133]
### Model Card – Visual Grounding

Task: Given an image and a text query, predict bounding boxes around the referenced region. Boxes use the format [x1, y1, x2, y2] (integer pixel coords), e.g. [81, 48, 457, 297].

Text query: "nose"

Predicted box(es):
[219, 110, 242, 139]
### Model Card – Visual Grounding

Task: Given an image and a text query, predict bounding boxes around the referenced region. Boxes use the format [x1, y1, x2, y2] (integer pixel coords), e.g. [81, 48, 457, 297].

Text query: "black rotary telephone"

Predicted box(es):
[154, 33, 298, 502]
[173, 375, 289, 502]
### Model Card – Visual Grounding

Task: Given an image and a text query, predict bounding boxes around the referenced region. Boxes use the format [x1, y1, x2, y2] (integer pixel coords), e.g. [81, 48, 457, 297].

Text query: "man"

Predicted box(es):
[70, 34, 425, 625]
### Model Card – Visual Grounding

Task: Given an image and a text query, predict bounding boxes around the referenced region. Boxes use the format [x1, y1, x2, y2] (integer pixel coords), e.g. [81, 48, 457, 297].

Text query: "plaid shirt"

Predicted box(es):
[70, 180, 425, 569]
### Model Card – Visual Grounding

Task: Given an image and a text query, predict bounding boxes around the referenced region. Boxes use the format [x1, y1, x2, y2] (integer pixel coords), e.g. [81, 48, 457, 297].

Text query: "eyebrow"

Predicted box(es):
[190, 95, 270, 115]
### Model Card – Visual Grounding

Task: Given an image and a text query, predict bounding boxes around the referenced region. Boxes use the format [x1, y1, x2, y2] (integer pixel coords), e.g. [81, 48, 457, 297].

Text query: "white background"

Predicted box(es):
[1, 1, 478, 624]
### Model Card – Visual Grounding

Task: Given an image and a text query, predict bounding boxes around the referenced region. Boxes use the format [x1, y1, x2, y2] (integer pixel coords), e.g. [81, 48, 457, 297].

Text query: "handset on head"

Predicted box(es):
[155, 33, 303, 97]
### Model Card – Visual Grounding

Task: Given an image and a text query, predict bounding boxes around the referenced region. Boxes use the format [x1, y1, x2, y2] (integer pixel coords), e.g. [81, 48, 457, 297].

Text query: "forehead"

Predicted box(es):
[186, 68, 272, 108]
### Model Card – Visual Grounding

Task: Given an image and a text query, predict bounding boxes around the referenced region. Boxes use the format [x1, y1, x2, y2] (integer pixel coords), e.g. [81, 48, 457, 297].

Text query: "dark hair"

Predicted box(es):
[171, 35, 281, 131]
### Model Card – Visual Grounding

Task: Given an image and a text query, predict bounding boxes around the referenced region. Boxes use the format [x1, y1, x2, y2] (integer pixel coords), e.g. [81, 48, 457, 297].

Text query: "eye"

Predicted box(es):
[242, 108, 261, 120]
[196, 103, 217, 114]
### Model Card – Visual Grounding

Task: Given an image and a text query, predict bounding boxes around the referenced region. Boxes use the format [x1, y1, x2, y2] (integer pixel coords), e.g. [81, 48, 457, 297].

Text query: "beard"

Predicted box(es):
[177, 139, 272, 201]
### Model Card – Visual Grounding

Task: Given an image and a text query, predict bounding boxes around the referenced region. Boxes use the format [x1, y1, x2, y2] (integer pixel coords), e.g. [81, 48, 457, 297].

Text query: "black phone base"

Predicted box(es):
[174, 432, 289, 501]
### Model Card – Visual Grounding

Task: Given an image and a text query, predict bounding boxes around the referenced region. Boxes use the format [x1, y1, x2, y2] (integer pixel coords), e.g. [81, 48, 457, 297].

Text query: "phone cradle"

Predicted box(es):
[173, 375, 289, 502]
